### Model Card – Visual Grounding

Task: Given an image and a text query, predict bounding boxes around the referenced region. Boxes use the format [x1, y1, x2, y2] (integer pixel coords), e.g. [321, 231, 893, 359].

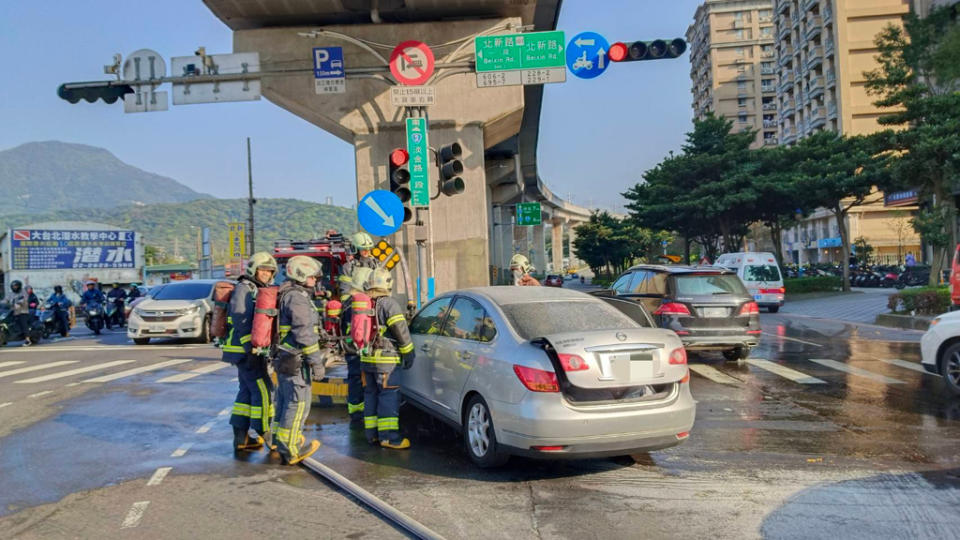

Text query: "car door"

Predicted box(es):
[403, 297, 453, 410]
[429, 296, 489, 418]
[617, 270, 665, 314]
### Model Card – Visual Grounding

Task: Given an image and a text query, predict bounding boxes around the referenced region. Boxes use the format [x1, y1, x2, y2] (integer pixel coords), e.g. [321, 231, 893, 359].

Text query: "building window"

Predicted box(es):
[738, 97, 748, 107]
[738, 113, 748, 123]
[761, 27, 773, 37]
[735, 11, 744, 20]
[737, 47, 745, 57]
[736, 29, 745, 40]
[738, 80, 747, 90]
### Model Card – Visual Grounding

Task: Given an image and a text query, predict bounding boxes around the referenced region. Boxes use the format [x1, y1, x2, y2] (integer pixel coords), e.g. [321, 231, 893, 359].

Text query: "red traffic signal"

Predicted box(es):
[390, 148, 409, 167]
[609, 42, 628, 62]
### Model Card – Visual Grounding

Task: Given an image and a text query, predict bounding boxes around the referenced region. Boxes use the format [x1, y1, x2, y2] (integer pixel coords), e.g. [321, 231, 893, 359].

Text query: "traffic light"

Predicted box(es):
[608, 39, 686, 63]
[389, 148, 413, 223]
[57, 83, 134, 104]
[437, 142, 464, 197]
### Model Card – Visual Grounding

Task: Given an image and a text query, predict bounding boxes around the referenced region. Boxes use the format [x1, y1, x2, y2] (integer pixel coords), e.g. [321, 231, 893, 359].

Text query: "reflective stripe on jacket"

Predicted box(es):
[360, 296, 414, 373]
[222, 278, 257, 362]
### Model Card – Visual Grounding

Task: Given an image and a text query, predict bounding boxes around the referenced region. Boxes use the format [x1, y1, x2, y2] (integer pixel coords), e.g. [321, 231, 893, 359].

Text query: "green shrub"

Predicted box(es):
[784, 276, 842, 294]
[887, 287, 950, 315]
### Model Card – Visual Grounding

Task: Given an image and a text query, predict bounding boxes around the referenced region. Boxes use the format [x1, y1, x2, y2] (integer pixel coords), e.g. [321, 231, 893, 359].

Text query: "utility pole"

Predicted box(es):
[247, 137, 256, 256]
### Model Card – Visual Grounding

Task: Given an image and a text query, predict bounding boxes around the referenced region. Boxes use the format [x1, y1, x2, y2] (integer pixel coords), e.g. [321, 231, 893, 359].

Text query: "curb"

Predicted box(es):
[874, 313, 934, 331]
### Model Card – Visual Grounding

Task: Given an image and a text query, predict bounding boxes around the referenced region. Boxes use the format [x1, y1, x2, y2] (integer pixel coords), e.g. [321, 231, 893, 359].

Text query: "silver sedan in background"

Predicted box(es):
[400, 287, 695, 467]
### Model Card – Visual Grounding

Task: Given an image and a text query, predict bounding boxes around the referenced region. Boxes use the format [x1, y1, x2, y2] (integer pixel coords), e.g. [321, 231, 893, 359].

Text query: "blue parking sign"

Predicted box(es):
[313, 47, 344, 78]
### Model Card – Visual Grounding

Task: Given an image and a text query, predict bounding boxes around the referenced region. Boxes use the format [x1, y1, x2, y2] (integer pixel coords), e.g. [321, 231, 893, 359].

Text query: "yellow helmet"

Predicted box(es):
[352, 232, 375, 251]
[245, 251, 278, 279]
[510, 253, 533, 274]
[365, 268, 394, 293]
[285, 256, 322, 284]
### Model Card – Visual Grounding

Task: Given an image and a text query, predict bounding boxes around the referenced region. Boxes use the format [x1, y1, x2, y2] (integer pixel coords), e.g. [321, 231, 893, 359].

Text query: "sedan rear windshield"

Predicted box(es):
[674, 274, 747, 296]
[744, 264, 782, 282]
[501, 301, 640, 340]
[152, 282, 213, 301]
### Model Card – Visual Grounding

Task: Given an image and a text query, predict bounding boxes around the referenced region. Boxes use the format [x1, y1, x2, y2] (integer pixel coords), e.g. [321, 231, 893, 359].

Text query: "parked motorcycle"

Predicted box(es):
[83, 302, 105, 335]
[39, 300, 70, 338]
[0, 304, 45, 346]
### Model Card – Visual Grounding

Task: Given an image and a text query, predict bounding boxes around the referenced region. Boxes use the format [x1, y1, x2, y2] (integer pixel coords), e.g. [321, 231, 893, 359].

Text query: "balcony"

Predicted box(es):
[802, 0, 819, 12]
[780, 100, 796, 116]
[761, 49, 776, 59]
[827, 103, 838, 119]
[779, 72, 795, 92]
[759, 15, 773, 24]
[763, 102, 778, 111]
[805, 17, 822, 40]
[761, 65, 776, 75]
[761, 84, 777, 94]
[763, 119, 778, 129]
[806, 46, 823, 69]
[824, 39, 835, 56]
[764, 135, 779, 146]
[783, 131, 797, 145]
[809, 75, 825, 98]
[823, 8, 833, 23]
[779, 47, 794, 65]
[778, 23, 791, 41]
[826, 69, 836, 87]
[777, 0, 790, 15]
[810, 107, 826, 128]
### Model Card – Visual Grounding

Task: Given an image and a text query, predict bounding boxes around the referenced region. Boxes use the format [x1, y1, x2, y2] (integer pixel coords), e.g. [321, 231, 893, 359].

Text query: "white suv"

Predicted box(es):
[127, 279, 218, 345]
[920, 310, 960, 396]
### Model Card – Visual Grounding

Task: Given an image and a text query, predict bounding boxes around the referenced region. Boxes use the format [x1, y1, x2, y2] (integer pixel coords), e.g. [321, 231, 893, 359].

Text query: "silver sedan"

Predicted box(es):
[400, 286, 695, 467]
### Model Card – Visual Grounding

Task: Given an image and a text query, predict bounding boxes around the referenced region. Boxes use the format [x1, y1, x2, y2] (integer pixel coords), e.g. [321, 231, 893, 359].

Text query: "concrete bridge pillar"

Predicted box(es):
[513, 221, 529, 263]
[551, 219, 564, 274]
[493, 205, 514, 285]
[568, 223, 579, 269]
[532, 224, 546, 275]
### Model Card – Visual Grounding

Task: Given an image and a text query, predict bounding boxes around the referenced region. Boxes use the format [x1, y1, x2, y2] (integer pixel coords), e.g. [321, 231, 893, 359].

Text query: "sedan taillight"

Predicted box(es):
[513, 365, 560, 392]
[558, 353, 589, 372]
[654, 302, 691, 316]
[669, 347, 687, 365]
[739, 302, 760, 315]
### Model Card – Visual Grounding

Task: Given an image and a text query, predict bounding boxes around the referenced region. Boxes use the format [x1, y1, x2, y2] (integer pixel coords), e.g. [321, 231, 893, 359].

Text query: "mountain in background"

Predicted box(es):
[0, 141, 212, 214]
[0, 198, 359, 263]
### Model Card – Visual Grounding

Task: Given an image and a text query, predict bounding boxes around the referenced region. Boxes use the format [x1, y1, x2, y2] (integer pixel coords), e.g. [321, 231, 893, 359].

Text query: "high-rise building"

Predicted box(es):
[688, 1, 779, 148]
[913, 0, 959, 17]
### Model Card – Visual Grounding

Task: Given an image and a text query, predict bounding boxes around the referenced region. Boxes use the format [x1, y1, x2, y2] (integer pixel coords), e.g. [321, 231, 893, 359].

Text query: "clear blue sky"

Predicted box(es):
[0, 0, 701, 211]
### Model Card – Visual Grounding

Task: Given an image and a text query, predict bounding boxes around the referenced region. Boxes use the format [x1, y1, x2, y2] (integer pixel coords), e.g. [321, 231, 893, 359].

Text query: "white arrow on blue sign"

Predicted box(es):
[313, 46, 345, 94]
[358, 190, 405, 237]
[565, 31, 611, 80]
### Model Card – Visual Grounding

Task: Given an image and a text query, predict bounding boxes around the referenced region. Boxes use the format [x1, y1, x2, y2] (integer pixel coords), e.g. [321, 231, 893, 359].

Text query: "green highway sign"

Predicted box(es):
[516, 202, 542, 226]
[405, 117, 430, 207]
[475, 31, 566, 72]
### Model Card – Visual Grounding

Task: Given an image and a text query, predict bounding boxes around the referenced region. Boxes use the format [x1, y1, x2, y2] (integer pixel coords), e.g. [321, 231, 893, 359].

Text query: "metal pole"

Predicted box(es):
[247, 137, 255, 256]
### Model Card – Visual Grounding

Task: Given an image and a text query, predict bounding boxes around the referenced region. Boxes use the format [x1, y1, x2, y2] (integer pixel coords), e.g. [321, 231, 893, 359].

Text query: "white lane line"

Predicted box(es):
[688, 364, 741, 385]
[0, 402, 11, 409]
[82, 359, 192, 383]
[28, 390, 54, 398]
[14, 360, 135, 384]
[146, 467, 172, 487]
[810, 359, 906, 385]
[1, 344, 207, 354]
[761, 332, 824, 348]
[230, 377, 239, 382]
[0, 361, 78, 379]
[746, 358, 827, 384]
[156, 362, 229, 383]
[0, 361, 26, 369]
[880, 358, 930, 375]
[196, 421, 216, 434]
[121, 501, 150, 529]
[171, 443, 193, 457]
[217, 407, 231, 416]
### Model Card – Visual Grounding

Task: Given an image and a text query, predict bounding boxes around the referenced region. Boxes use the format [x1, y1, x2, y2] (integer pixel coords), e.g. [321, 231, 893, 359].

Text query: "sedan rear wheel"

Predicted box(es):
[723, 347, 748, 362]
[463, 395, 508, 468]
[940, 343, 960, 396]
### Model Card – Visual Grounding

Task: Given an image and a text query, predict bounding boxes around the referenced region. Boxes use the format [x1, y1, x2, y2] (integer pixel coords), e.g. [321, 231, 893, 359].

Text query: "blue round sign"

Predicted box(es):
[358, 190, 405, 237]
[566, 31, 611, 79]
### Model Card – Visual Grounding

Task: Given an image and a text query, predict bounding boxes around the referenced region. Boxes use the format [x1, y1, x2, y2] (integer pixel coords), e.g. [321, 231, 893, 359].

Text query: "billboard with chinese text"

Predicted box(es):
[9, 229, 136, 270]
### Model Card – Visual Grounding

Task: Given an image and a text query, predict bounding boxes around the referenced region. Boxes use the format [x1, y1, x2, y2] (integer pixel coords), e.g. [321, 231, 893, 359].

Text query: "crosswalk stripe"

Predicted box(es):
[880, 359, 930, 375]
[761, 332, 824, 348]
[156, 362, 229, 383]
[0, 361, 78, 379]
[688, 364, 741, 385]
[746, 359, 827, 384]
[0, 361, 27, 369]
[810, 359, 906, 385]
[0, 402, 11, 409]
[82, 359, 193, 383]
[28, 390, 54, 398]
[14, 360, 136, 384]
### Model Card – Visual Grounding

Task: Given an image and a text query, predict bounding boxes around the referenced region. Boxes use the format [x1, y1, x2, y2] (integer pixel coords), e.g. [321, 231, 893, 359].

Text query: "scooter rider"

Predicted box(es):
[46, 286, 73, 337]
[273, 255, 325, 465]
[107, 283, 127, 326]
[9, 281, 33, 346]
[223, 252, 278, 452]
[80, 280, 106, 308]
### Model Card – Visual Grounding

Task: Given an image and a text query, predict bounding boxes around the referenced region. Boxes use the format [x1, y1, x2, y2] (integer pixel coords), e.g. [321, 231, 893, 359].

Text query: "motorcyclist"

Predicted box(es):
[9, 281, 33, 346]
[26, 286, 40, 320]
[46, 285, 73, 337]
[107, 283, 128, 326]
[80, 281, 106, 308]
[127, 283, 142, 301]
[509, 254, 540, 286]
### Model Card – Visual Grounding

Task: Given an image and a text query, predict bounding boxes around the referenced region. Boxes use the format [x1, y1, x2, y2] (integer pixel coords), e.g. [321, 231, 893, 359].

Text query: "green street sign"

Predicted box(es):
[405, 117, 430, 207]
[516, 202, 542, 226]
[475, 31, 566, 72]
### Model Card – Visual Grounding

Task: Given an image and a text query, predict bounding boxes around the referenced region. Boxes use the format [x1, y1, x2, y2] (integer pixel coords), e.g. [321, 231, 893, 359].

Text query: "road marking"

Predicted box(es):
[121, 501, 150, 529]
[746, 358, 827, 384]
[82, 359, 192, 383]
[880, 358, 930, 375]
[0, 402, 11, 409]
[146, 467, 172, 486]
[156, 362, 229, 383]
[0, 361, 26, 369]
[28, 390, 54, 398]
[196, 421, 216, 434]
[0, 344, 208, 354]
[65, 382, 81, 387]
[171, 442, 193, 457]
[0, 361, 78, 379]
[217, 407, 231, 416]
[688, 364, 741, 385]
[810, 359, 906, 384]
[14, 360, 135, 384]
[230, 377, 239, 382]
[761, 332, 824, 348]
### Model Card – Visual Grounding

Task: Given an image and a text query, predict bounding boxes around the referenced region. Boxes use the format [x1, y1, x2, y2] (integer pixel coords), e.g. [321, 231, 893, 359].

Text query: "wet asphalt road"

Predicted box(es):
[0, 297, 959, 539]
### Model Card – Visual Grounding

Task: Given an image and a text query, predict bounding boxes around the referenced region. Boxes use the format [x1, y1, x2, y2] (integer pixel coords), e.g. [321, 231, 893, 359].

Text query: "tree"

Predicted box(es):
[573, 212, 662, 277]
[853, 237, 874, 266]
[884, 210, 913, 264]
[865, 7, 960, 284]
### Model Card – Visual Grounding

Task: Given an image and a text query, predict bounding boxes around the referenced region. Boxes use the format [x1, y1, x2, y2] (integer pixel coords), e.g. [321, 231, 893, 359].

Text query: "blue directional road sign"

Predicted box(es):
[565, 32, 611, 80]
[358, 190, 405, 237]
[313, 46, 345, 94]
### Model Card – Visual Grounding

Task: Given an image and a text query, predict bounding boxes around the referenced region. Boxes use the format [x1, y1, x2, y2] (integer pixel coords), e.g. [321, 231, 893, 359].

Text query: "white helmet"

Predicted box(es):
[285, 256, 323, 285]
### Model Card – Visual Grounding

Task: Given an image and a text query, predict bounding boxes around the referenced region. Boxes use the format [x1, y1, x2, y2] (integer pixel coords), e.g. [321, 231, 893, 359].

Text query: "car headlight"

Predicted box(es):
[133, 307, 145, 317]
[179, 305, 200, 316]
[88, 310, 98, 316]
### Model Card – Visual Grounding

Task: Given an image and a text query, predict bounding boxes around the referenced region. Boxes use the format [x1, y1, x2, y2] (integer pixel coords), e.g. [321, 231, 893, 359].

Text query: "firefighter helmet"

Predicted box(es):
[351, 267, 374, 292]
[285, 256, 323, 285]
[352, 232, 375, 251]
[365, 268, 393, 293]
[245, 251, 278, 279]
[509, 253, 534, 274]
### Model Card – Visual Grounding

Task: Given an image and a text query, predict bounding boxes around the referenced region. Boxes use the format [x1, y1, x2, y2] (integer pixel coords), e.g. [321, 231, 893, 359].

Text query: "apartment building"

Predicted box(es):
[688, 0, 779, 148]
[774, 0, 921, 265]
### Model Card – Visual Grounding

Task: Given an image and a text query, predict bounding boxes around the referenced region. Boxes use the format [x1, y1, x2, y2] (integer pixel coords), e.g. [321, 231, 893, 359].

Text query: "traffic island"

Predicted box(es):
[874, 312, 934, 331]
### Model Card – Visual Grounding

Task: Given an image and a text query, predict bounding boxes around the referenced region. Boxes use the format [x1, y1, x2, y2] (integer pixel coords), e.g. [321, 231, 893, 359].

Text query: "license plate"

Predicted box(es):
[150, 325, 165, 333]
[701, 307, 728, 318]
[609, 354, 655, 381]
[754, 294, 762, 300]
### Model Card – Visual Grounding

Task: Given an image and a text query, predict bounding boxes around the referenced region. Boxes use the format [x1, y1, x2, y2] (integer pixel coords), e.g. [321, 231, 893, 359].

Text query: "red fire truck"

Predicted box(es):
[272, 231, 353, 297]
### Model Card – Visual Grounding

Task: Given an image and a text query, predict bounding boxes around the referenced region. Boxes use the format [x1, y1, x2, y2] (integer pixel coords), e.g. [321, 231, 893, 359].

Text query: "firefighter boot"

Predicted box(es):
[239, 434, 265, 450]
[380, 438, 411, 450]
[286, 439, 321, 465]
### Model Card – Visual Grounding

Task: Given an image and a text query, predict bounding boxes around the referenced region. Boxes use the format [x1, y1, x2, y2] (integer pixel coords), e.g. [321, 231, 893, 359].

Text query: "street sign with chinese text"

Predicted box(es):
[405, 117, 430, 207]
[474, 31, 566, 87]
[312, 46, 345, 94]
[391, 86, 436, 106]
[516, 202, 542, 226]
[9, 228, 135, 270]
[228, 222, 246, 259]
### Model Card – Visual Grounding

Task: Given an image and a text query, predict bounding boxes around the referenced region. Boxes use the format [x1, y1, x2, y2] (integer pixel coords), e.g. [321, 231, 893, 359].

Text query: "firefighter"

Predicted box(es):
[509, 254, 541, 286]
[339, 266, 374, 429]
[273, 255, 325, 465]
[223, 251, 278, 452]
[361, 268, 415, 449]
[344, 232, 379, 276]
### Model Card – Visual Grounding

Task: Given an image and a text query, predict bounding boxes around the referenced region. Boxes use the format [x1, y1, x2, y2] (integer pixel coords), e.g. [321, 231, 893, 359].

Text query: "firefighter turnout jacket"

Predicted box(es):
[360, 296, 415, 373]
[222, 277, 257, 363]
[275, 282, 324, 376]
